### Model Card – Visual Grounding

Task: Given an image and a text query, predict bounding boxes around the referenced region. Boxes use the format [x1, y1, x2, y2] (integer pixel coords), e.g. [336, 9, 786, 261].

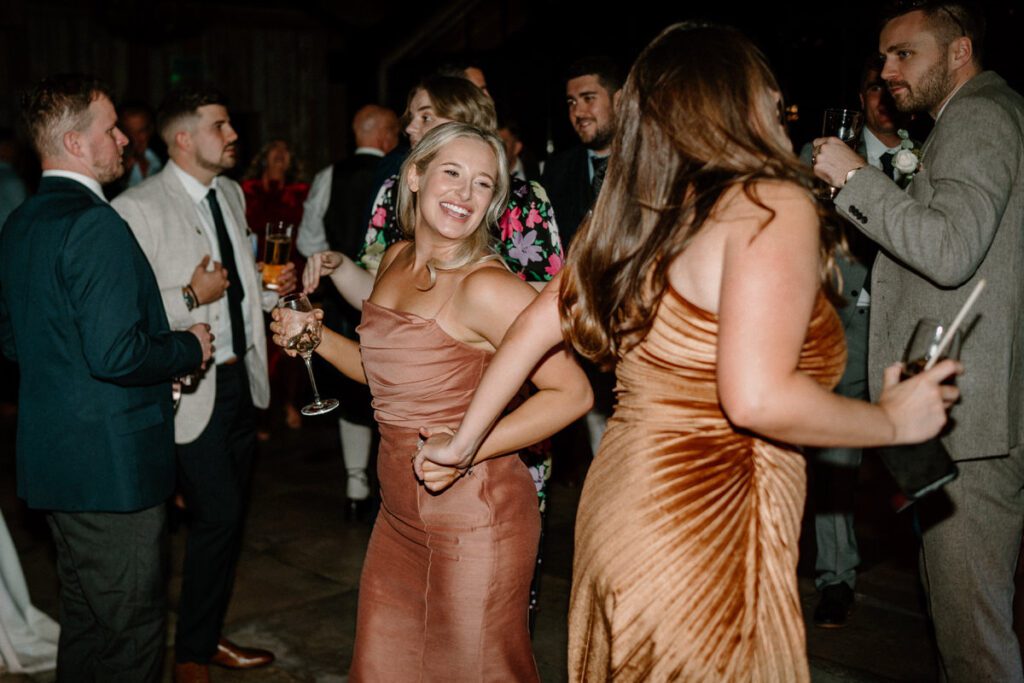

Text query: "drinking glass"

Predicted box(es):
[263, 222, 293, 290]
[820, 108, 865, 199]
[277, 293, 339, 416]
[902, 317, 962, 377]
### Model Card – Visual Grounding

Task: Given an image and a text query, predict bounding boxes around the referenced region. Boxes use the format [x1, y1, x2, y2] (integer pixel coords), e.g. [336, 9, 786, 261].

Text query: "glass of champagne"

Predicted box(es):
[277, 293, 339, 416]
[820, 108, 865, 199]
[263, 222, 293, 290]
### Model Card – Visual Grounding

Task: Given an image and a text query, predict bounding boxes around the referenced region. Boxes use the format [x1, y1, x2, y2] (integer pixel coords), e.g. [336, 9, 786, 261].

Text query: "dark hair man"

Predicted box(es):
[112, 85, 296, 681]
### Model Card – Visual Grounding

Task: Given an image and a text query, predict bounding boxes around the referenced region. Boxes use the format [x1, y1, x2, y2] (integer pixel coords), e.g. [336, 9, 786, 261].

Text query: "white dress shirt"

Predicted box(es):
[862, 127, 902, 176]
[168, 160, 256, 365]
[41, 170, 106, 203]
[297, 147, 386, 257]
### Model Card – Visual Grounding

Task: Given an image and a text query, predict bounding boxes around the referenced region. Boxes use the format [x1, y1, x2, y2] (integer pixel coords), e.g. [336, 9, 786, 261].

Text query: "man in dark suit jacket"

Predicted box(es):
[0, 74, 210, 680]
[298, 104, 399, 512]
[815, 3, 1024, 678]
[540, 56, 623, 252]
[541, 57, 623, 462]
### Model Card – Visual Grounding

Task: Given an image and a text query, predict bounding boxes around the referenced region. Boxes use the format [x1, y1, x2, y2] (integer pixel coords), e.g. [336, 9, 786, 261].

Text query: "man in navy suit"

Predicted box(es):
[0, 74, 211, 680]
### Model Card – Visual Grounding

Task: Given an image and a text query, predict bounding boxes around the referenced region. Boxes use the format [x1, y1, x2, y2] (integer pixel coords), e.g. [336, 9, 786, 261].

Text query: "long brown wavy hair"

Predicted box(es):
[559, 23, 837, 369]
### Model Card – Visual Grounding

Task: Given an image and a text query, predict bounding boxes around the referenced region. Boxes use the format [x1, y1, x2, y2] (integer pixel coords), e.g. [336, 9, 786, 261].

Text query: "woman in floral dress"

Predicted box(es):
[355, 75, 563, 286]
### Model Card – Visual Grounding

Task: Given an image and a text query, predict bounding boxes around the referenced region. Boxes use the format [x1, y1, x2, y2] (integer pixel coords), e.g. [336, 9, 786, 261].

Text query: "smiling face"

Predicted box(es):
[880, 10, 955, 116]
[405, 89, 453, 148]
[566, 74, 616, 151]
[407, 135, 497, 244]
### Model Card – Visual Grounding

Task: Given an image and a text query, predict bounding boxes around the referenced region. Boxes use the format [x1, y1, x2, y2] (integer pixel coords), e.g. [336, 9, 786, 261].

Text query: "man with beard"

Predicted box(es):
[0, 74, 211, 679]
[113, 86, 295, 682]
[814, 3, 1024, 679]
[541, 57, 622, 250]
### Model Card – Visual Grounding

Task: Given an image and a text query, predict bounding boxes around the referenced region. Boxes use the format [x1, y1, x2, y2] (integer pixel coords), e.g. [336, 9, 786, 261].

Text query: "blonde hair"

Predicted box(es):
[395, 122, 509, 288]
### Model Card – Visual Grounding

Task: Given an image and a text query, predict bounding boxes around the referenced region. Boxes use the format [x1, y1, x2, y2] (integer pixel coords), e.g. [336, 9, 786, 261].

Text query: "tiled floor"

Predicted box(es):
[1, 411, 938, 681]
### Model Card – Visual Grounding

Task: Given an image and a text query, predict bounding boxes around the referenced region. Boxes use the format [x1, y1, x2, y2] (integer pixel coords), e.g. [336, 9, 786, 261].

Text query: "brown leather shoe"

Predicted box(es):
[174, 662, 211, 683]
[210, 636, 275, 669]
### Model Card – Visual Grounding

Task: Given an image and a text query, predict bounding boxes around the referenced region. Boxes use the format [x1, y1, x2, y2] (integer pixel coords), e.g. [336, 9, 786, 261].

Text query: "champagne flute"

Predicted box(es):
[820, 108, 865, 199]
[277, 293, 339, 416]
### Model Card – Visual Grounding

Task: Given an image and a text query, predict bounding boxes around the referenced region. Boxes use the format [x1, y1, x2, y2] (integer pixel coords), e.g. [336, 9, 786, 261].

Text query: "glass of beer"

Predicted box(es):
[263, 222, 293, 290]
[819, 108, 864, 199]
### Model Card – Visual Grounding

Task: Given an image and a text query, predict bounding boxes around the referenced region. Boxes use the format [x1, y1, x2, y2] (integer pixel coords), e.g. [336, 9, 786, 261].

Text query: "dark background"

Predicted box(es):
[1, 0, 1021, 179]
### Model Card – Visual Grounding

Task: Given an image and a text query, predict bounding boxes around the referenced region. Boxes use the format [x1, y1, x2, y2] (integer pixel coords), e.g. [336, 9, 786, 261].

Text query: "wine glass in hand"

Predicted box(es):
[277, 293, 339, 416]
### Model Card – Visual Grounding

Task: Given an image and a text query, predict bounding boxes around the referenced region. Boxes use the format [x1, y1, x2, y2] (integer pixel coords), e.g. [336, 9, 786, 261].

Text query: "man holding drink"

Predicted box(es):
[813, 2, 1024, 679]
[112, 85, 295, 681]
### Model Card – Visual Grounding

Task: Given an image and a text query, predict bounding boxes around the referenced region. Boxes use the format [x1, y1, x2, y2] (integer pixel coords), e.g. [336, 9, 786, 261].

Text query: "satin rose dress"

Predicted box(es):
[349, 299, 541, 682]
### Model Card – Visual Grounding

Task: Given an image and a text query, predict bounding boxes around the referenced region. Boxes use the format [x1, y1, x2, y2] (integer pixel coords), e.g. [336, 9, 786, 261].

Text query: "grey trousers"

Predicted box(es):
[919, 450, 1024, 682]
[812, 445, 862, 590]
[47, 504, 167, 683]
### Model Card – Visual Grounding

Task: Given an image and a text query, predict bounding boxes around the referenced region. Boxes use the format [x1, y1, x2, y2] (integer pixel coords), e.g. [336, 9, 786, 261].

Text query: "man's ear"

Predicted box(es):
[174, 128, 191, 154]
[613, 89, 622, 108]
[62, 130, 82, 158]
[949, 36, 973, 70]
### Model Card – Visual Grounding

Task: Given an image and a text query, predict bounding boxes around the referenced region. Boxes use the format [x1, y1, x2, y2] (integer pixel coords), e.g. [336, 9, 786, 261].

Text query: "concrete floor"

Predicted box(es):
[1, 408, 939, 682]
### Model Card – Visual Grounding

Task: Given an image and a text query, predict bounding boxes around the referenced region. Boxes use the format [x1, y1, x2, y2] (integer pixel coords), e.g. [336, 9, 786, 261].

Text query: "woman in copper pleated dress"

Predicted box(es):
[271, 122, 590, 681]
[417, 23, 961, 682]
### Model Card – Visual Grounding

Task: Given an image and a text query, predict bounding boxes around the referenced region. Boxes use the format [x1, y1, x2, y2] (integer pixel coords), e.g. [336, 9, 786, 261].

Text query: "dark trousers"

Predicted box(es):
[47, 504, 167, 683]
[175, 361, 256, 663]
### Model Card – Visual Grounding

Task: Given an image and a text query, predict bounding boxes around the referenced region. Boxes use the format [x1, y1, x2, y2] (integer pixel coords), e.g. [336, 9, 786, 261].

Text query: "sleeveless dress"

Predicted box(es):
[568, 287, 846, 682]
[349, 300, 541, 682]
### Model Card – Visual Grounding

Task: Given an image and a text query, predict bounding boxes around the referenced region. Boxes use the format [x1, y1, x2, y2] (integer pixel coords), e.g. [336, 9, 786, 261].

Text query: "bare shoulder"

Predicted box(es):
[461, 261, 531, 297]
[377, 240, 412, 276]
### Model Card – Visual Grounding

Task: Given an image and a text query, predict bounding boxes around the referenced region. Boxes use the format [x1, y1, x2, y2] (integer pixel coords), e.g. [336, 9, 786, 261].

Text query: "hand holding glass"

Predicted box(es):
[820, 108, 864, 199]
[277, 293, 339, 416]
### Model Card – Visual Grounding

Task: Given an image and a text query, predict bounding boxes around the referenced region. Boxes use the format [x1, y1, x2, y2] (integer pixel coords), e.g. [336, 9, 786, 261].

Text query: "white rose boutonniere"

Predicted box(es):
[894, 129, 922, 188]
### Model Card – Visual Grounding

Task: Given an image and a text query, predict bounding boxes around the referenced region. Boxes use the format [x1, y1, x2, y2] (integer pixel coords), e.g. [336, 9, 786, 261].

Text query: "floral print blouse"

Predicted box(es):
[355, 174, 564, 281]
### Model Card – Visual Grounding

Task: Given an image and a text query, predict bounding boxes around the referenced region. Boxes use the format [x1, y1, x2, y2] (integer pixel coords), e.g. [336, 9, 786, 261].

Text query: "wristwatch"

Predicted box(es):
[182, 285, 197, 311]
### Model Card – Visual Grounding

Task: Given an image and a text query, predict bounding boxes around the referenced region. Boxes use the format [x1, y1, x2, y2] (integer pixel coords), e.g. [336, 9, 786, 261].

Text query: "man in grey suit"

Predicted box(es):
[814, 2, 1024, 679]
[113, 86, 294, 682]
[0, 74, 211, 680]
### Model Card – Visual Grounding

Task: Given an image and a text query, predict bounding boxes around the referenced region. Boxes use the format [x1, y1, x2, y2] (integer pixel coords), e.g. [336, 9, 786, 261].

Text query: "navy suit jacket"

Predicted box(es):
[541, 145, 592, 251]
[0, 177, 201, 511]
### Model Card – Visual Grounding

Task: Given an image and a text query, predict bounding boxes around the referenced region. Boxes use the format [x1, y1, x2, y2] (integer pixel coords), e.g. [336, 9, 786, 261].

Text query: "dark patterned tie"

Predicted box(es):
[206, 188, 248, 359]
[591, 155, 609, 201]
[880, 150, 897, 180]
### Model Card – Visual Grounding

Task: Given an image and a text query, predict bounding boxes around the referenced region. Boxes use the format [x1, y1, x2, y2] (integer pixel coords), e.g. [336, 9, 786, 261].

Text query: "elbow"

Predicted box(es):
[926, 263, 979, 289]
[571, 381, 595, 421]
[719, 385, 782, 436]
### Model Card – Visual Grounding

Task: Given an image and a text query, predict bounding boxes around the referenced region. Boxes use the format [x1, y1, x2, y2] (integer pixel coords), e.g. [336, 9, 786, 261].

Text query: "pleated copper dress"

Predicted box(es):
[350, 300, 541, 682]
[569, 287, 845, 682]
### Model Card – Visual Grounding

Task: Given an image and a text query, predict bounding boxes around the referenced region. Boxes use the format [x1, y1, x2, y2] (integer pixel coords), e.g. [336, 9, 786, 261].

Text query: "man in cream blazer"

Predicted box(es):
[113, 85, 294, 682]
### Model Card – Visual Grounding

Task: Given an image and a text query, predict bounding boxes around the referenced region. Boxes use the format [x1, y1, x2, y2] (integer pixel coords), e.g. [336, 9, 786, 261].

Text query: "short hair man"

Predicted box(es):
[113, 86, 295, 680]
[297, 103, 399, 514]
[540, 56, 623, 250]
[801, 59, 914, 629]
[814, 3, 1024, 678]
[0, 74, 211, 680]
[119, 102, 163, 188]
[540, 56, 623, 459]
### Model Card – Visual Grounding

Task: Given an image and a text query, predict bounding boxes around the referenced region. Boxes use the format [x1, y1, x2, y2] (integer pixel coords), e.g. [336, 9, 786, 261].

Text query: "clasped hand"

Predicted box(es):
[414, 426, 474, 493]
